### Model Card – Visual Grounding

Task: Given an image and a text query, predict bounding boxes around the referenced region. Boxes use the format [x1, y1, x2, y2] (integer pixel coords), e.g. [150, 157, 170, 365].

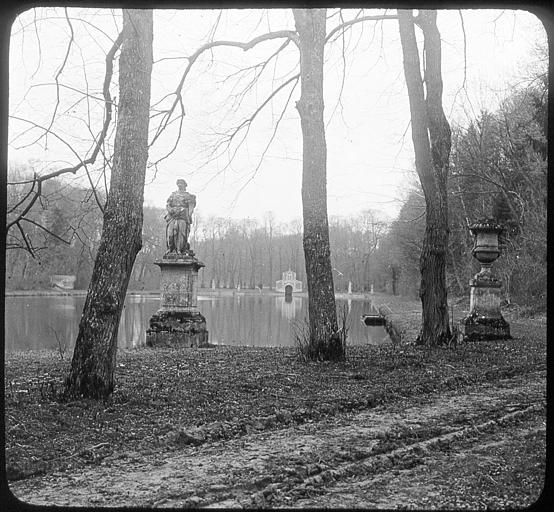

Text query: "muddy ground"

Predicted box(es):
[5, 298, 547, 509]
[8, 369, 546, 509]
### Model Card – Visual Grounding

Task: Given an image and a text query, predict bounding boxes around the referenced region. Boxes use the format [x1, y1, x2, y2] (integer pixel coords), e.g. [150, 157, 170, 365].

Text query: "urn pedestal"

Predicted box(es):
[146, 253, 209, 347]
[459, 220, 510, 341]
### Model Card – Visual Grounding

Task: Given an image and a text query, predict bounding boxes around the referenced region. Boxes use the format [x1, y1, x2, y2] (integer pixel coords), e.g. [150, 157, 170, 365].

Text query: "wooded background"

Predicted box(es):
[6, 11, 546, 313]
[7, 57, 546, 311]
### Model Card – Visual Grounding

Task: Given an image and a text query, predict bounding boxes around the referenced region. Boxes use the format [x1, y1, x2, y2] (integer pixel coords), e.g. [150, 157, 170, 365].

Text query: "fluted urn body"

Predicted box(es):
[471, 219, 502, 272]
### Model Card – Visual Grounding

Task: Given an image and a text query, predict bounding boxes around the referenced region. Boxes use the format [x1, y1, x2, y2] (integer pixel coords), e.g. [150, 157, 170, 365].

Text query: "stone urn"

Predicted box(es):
[459, 219, 510, 341]
[471, 219, 502, 275]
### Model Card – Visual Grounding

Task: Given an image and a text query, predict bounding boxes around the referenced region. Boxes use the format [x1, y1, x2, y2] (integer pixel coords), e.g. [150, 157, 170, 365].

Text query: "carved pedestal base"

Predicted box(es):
[146, 310, 209, 348]
[459, 276, 511, 342]
[145, 253, 209, 348]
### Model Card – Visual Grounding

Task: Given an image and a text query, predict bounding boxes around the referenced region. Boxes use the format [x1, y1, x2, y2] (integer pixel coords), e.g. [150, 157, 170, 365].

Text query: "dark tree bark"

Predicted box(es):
[293, 8, 342, 360]
[398, 10, 451, 345]
[65, 10, 153, 397]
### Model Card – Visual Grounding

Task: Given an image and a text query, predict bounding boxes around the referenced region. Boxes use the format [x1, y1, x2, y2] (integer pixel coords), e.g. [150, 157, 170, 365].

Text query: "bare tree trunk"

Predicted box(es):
[363, 253, 370, 291]
[65, 9, 153, 397]
[398, 9, 451, 345]
[209, 229, 216, 287]
[278, 246, 283, 285]
[293, 8, 342, 360]
[266, 213, 274, 289]
[249, 245, 256, 288]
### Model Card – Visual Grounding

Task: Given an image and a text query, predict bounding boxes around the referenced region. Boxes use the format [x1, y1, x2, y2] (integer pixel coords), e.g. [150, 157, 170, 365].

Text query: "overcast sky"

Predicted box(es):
[8, 7, 547, 223]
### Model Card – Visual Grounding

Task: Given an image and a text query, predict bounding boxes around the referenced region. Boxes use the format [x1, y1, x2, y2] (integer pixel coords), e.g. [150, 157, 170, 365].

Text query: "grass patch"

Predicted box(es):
[292, 304, 349, 362]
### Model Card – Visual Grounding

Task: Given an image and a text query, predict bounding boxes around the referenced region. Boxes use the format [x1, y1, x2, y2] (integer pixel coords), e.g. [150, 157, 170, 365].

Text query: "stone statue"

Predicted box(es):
[165, 179, 196, 255]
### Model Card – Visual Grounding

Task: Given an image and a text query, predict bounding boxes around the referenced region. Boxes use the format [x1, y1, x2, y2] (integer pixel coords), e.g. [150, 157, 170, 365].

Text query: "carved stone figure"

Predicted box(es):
[147, 179, 208, 348]
[165, 179, 196, 255]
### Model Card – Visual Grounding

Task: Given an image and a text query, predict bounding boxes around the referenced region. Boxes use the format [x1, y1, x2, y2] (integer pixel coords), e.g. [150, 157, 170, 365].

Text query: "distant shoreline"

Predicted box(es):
[4, 288, 375, 300]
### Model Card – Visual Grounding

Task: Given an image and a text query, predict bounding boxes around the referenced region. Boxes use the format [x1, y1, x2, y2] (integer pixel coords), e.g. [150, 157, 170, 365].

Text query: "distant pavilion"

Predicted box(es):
[275, 269, 302, 294]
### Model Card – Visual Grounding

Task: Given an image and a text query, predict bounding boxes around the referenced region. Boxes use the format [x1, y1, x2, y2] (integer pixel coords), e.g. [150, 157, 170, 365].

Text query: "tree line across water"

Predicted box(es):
[7, 64, 546, 311]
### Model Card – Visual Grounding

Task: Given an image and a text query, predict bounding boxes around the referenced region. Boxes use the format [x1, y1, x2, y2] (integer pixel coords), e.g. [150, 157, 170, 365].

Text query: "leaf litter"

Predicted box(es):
[5, 309, 546, 508]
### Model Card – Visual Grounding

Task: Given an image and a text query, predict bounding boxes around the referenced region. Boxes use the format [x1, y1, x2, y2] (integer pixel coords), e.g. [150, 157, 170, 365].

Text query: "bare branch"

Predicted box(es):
[16, 221, 35, 257]
[493, 10, 506, 23]
[41, 8, 75, 150]
[448, 10, 469, 119]
[70, 222, 97, 261]
[203, 72, 300, 170]
[9, 117, 90, 182]
[20, 218, 71, 245]
[91, 31, 122, 164]
[206, 9, 223, 41]
[458, 10, 467, 90]
[148, 100, 185, 168]
[219, 37, 292, 90]
[30, 8, 42, 80]
[217, 39, 293, 124]
[83, 160, 106, 213]
[8, 179, 36, 215]
[7, 31, 122, 232]
[326, 9, 348, 129]
[8, 175, 43, 231]
[450, 172, 508, 191]
[230, 73, 300, 206]
[149, 29, 299, 148]
[325, 8, 363, 45]
[14, 12, 118, 43]
[325, 13, 398, 43]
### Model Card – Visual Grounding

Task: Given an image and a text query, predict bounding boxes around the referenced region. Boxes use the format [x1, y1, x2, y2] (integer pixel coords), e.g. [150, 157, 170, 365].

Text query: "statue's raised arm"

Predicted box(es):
[165, 179, 196, 256]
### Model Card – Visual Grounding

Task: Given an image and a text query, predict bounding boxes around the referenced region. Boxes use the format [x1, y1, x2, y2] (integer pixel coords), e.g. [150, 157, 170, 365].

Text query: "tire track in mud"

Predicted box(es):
[287, 419, 546, 509]
[257, 403, 545, 509]
[9, 371, 545, 508]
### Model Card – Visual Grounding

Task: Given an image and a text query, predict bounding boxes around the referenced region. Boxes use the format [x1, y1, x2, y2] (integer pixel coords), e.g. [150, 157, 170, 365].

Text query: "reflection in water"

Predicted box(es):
[275, 296, 303, 320]
[5, 294, 390, 352]
[120, 295, 150, 349]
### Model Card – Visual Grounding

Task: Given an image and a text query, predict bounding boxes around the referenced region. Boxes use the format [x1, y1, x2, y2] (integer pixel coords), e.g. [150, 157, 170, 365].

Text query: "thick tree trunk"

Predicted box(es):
[293, 8, 342, 360]
[398, 10, 451, 345]
[65, 10, 153, 398]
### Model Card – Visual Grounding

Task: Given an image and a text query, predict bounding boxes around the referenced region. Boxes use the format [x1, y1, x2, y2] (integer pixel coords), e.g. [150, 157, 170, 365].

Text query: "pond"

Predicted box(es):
[4, 293, 390, 352]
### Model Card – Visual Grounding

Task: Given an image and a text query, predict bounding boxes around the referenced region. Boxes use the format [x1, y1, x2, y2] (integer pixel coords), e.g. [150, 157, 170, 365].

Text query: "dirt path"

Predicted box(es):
[9, 371, 546, 509]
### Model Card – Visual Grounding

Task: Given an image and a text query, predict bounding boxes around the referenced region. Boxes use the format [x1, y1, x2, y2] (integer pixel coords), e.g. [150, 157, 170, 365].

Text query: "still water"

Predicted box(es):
[5, 293, 390, 352]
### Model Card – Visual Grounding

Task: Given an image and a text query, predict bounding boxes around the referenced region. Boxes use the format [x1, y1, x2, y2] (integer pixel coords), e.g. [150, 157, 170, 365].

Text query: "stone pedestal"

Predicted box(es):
[459, 219, 510, 342]
[460, 273, 511, 342]
[146, 253, 209, 347]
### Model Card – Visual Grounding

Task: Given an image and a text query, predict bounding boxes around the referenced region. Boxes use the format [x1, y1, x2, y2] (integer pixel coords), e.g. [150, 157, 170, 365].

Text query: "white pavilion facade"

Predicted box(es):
[275, 269, 302, 294]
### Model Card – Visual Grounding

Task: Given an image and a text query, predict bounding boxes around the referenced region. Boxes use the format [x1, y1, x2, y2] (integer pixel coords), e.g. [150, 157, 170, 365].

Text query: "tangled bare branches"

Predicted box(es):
[7, 28, 122, 255]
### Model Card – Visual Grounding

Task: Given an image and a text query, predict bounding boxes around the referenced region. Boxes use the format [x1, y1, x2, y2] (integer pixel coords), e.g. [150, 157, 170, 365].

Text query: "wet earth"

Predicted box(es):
[9, 370, 546, 509]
